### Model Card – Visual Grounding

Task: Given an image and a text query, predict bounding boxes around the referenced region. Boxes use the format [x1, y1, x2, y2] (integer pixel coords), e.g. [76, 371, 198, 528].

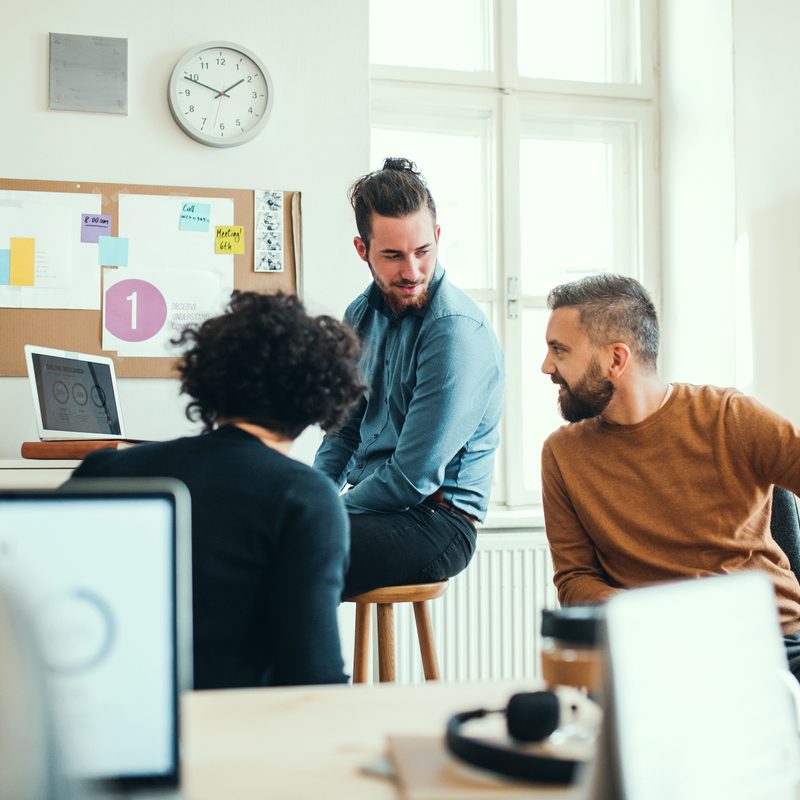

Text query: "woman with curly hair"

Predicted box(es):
[71, 291, 363, 690]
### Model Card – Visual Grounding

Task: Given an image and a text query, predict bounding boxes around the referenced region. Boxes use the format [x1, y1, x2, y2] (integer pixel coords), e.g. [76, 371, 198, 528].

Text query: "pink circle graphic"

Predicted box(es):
[105, 279, 168, 342]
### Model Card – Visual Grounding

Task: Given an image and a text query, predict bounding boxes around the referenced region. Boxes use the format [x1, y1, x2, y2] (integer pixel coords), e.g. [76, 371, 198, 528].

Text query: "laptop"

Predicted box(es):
[0, 479, 192, 797]
[24, 344, 126, 441]
[585, 572, 800, 800]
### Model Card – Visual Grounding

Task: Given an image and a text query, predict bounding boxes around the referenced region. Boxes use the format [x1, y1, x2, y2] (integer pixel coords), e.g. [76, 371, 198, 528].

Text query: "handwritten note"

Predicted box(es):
[80, 213, 112, 243]
[180, 202, 211, 232]
[9, 238, 35, 286]
[0, 250, 9, 285]
[215, 225, 245, 255]
[98, 235, 129, 267]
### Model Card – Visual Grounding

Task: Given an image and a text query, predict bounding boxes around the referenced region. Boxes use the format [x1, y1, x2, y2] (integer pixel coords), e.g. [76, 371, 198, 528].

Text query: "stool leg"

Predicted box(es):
[376, 603, 396, 682]
[413, 600, 440, 681]
[353, 602, 370, 684]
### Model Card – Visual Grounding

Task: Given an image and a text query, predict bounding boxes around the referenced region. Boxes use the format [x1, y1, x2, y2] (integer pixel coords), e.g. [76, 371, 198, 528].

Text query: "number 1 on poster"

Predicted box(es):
[126, 291, 138, 330]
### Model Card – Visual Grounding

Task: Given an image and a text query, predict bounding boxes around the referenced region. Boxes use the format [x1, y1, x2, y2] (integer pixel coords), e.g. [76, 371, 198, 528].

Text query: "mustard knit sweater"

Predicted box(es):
[542, 383, 800, 633]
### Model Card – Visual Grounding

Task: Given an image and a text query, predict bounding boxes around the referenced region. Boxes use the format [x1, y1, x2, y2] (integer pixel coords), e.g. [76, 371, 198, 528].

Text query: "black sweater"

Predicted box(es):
[72, 425, 348, 690]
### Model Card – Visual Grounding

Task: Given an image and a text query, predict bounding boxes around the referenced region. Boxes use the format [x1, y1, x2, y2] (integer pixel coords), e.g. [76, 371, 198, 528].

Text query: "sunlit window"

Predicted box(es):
[517, 0, 638, 83]
[369, 1, 657, 508]
[370, 0, 493, 72]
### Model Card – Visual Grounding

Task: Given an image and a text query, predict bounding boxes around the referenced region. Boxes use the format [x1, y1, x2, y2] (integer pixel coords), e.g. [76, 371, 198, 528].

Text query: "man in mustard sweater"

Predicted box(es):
[540, 274, 800, 675]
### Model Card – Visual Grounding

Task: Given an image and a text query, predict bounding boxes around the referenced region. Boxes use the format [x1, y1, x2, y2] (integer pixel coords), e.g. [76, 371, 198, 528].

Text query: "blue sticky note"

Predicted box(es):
[179, 201, 211, 232]
[98, 235, 129, 267]
[0, 249, 9, 285]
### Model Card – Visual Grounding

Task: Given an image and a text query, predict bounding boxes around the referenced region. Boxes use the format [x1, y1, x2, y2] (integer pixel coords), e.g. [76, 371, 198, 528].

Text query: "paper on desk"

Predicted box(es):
[388, 736, 578, 800]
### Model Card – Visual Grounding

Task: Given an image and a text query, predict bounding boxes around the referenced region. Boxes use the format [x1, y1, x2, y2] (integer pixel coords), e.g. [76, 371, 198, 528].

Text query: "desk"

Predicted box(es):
[0, 459, 78, 488]
[182, 681, 579, 800]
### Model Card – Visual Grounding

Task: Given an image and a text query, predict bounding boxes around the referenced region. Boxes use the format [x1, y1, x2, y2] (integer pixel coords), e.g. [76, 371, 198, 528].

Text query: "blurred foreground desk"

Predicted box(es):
[0, 459, 78, 488]
[182, 681, 580, 800]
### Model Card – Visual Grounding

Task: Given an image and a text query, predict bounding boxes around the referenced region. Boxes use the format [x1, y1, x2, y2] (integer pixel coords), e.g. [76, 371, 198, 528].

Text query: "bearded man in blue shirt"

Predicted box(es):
[314, 157, 505, 599]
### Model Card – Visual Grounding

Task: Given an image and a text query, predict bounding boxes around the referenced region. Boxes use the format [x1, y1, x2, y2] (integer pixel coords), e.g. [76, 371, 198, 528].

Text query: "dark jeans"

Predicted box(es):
[342, 503, 477, 600]
[785, 630, 800, 682]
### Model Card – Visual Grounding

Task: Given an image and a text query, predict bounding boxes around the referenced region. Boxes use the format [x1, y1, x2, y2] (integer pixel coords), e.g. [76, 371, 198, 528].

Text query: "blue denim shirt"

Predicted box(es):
[313, 264, 505, 521]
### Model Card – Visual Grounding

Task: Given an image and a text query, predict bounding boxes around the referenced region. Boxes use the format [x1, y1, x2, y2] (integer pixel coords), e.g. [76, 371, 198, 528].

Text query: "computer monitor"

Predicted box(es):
[0, 480, 192, 793]
[585, 572, 800, 800]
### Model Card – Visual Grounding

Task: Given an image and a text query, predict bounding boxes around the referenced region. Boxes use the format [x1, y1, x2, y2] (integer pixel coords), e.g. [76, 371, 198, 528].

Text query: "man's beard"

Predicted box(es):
[554, 357, 615, 422]
[369, 263, 430, 314]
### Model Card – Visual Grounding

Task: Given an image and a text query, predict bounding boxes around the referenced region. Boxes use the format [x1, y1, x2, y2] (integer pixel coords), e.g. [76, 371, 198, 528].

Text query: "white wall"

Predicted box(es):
[659, 0, 737, 388]
[731, 0, 800, 422]
[0, 1, 370, 458]
[661, 0, 800, 425]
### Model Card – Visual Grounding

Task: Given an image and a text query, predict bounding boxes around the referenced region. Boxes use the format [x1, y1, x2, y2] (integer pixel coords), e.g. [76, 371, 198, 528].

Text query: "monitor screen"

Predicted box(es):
[31, 351, 121, 436]
[602, 573, 800, 800]
[0, 491, 178, 785]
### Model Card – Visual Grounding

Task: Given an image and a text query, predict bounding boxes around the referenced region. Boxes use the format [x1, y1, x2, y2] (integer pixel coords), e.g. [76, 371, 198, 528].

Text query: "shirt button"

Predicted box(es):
[373, 433, 379, 439]
[357, 463, 364, 469]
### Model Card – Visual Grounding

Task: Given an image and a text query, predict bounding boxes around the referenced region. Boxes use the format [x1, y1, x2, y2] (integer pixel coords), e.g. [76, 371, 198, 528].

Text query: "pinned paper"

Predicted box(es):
[0, 250, 9, 285]
[98, 235, 129, 266]
[215, 225, 244, 255]
[80, 213, 112, 243]
[10, 238, 34, 286]
[180, 202, 211, 232]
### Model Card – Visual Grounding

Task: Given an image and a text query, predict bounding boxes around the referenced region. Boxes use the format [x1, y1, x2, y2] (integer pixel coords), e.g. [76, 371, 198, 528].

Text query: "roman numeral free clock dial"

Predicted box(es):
[168, 42, 272, 147]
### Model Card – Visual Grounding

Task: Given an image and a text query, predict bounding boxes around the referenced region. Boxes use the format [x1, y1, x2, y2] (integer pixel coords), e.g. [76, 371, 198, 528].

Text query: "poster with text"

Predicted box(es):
[102, 268, 222, 357]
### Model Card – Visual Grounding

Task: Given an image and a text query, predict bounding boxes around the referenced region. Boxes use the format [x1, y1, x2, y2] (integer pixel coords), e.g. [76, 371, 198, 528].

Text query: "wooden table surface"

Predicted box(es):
[181, 680, 578, 800]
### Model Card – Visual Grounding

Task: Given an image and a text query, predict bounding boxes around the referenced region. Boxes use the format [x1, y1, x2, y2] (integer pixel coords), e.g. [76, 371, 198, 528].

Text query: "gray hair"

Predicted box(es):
[547, 274, 659, 368]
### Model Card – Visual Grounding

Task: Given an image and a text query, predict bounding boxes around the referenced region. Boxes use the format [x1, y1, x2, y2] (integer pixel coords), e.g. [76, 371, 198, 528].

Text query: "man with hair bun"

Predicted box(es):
[71, 291, 363, 690]
[540, 273, 800, 677]
[314, 157, 504, 599]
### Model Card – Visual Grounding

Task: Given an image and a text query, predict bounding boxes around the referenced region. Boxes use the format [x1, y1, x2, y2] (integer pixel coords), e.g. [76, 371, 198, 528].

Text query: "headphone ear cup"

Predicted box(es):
[506, 691, 560, 742]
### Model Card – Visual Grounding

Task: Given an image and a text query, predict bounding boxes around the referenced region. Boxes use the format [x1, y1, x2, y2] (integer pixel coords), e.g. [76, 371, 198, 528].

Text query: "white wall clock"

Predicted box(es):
[168, 42, 272, 147]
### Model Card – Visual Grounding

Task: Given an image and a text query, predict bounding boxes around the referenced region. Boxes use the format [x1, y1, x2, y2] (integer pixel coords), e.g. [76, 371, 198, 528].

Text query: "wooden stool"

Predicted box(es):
[347, 581, 448, 683]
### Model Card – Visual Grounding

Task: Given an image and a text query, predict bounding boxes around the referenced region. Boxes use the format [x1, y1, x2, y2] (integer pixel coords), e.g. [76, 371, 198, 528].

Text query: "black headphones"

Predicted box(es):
[445, 690, 600, 784]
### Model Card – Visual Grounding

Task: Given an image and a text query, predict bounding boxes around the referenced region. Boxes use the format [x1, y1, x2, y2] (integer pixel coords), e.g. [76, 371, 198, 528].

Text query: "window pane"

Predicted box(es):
[521, 308, 566, 493]
[370, 0, 493, 71]
[371, 127, 492, 290]
[517, 0, 638, 83]
[519, 134, 613, 296]
[476, 300, 504, 502]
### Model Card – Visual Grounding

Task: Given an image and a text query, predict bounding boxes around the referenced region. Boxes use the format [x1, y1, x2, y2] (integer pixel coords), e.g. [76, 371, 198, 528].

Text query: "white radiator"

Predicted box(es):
[350, 531, 559, 685]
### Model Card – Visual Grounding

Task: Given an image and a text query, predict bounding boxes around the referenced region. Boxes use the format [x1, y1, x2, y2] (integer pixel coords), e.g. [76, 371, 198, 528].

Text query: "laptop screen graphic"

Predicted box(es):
[31, 352, 121, 436]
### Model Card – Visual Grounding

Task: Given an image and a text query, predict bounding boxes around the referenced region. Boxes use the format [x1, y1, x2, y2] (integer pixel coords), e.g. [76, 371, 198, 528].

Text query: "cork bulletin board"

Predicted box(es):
[0, 178, 301, 378]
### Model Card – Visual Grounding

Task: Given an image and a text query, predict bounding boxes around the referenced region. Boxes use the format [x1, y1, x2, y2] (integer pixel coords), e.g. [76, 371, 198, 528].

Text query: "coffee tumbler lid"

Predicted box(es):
[541, 606, 603, 645]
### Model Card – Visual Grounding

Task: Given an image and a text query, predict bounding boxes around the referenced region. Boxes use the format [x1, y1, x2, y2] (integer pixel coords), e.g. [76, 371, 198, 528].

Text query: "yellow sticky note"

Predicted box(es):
[9, 238, 34, 286]
[215, 226, 245, 255]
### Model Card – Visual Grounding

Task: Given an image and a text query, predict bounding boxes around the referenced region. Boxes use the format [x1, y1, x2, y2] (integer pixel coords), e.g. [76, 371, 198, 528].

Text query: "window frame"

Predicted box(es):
[368, 0, 660, 514]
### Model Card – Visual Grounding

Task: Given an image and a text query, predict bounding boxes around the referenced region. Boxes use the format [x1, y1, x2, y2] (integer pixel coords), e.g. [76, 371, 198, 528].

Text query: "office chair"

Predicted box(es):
[771, 486, 800, 581]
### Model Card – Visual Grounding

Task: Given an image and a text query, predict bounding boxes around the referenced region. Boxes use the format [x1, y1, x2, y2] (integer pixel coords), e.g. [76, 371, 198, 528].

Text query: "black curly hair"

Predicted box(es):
[173, 291, 364, 438]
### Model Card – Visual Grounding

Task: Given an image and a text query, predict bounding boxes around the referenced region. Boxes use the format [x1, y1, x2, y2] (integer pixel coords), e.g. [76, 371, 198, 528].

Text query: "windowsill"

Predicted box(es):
[480, 504, 545, 531]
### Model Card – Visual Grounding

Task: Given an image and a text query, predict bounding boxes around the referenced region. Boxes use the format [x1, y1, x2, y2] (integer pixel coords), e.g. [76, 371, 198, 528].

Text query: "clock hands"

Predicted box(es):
[184, 75, 222, 95]
[184, 75, 246, 100]
[215, 78, 245, 98]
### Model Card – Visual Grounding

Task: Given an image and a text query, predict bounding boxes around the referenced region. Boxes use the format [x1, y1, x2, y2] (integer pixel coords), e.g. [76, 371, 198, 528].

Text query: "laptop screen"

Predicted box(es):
[24, 345, 124, 440]
[598, 573, 800, 800]
[0, 482, 191, 790]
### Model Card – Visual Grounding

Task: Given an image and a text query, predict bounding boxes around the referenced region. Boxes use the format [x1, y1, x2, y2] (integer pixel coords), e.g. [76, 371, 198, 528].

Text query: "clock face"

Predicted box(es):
[168, 42, 271, 147]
